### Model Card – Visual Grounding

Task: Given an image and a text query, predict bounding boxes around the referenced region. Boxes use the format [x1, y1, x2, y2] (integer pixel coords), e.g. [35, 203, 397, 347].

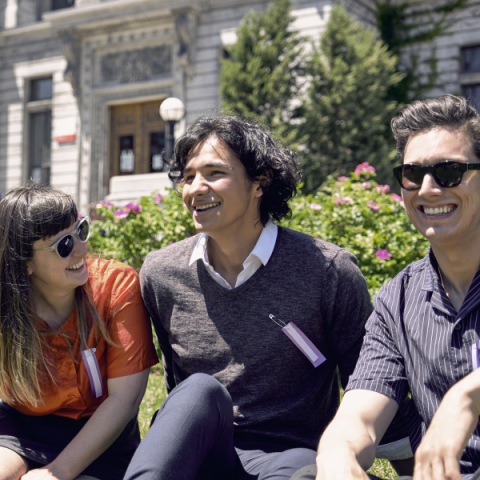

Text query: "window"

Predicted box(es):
[462, 84, 480, 113]
[27, 77, 53, 185]
[461, 46, 480, 74]
[460, 46, 480, 113]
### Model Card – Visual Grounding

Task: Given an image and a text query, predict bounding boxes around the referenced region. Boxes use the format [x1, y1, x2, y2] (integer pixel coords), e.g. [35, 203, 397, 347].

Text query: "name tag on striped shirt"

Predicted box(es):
[81, 348, 104, 398]
[471, 343, 479, 371]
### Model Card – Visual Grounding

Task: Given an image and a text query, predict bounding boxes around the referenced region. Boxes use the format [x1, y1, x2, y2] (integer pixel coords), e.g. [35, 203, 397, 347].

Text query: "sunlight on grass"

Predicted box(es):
[138, 363, 167, 438]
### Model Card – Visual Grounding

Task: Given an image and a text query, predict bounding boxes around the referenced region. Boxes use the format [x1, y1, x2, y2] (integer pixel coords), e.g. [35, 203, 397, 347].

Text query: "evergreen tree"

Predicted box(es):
[220, 0, 302, 145]
[299, 5, 402, 193]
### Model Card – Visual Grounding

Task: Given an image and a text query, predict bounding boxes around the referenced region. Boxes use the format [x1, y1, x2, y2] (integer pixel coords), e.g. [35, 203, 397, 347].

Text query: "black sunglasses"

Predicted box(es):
[393, 161, 480, 190]
[34, 217, 90, 258]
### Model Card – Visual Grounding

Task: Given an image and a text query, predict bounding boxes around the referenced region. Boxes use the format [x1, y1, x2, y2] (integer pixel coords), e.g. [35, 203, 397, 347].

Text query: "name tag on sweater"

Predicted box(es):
[81, 348, 104, 398]
[269, 315, 326, 367]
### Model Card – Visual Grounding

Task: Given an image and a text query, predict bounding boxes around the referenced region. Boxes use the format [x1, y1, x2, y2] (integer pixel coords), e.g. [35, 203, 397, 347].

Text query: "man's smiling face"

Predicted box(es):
[182, 136, 263, 239]
[402, 127, 480, 251]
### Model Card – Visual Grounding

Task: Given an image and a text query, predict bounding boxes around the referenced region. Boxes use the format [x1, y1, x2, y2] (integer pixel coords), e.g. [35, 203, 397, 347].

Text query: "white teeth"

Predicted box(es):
[423, 206, 454, 216]
[195, 203, 220, 211]
[67, 258, 84, 270]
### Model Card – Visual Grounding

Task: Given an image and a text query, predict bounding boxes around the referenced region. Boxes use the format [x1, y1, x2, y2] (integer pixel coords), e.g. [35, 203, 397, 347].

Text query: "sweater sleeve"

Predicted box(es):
[139, 257, 176, 393]
[324, 248, 373, 390]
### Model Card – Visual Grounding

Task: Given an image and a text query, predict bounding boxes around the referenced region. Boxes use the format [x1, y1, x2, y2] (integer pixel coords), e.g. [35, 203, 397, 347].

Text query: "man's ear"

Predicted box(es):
[26, 263, 33, 276]
[254, 170, 273, 197]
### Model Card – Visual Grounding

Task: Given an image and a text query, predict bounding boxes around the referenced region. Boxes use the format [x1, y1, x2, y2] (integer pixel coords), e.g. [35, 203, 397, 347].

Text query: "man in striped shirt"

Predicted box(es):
[292, 95, 480, 480]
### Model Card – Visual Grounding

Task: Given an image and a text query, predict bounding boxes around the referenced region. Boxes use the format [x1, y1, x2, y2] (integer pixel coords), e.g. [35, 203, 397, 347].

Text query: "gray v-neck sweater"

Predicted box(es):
[140, 226, 372, 449]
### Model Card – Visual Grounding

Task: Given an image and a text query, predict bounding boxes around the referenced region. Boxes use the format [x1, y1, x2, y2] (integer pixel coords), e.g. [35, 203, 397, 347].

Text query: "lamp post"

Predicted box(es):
[159, 97, 185, 164]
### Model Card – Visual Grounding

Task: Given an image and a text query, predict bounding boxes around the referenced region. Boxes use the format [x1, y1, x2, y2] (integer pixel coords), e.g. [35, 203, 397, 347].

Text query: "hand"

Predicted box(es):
[21, 463, 68, 480]
[413, 385, 479, 480]
[315, 448, 370, 480]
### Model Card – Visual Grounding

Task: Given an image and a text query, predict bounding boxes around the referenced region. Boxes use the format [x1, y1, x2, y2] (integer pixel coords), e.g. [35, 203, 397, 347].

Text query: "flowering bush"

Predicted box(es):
[282, 163, 429, 296]
[88, 189, 195, 271]
[89, 163, 428, 296]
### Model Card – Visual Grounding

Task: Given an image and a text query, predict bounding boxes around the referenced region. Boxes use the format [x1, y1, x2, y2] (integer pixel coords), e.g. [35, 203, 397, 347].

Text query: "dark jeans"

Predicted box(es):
[289, 464, 480, 480]
[124, 373, 317, 480]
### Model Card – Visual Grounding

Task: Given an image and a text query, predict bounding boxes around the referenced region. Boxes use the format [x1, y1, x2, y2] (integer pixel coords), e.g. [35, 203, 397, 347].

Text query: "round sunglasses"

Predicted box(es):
[393, 160, 480, 190]
[33, 217, 91, 258]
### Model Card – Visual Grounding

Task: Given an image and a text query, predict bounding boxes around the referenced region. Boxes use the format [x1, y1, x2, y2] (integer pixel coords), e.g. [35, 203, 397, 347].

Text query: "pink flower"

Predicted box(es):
[337, 176, 348, 182]
[354, 162, 375, 176]
[98, 200, 114, 208]
[77, 212, 83, 218]
[124, 202, 142, 214]
[367, 200, 379, 212]
[390, 193, 402, 203]
[114, 209, 129, 219]
[309, 203, 323, 211]
[155, 192, 163, 204]
[376, 249, 392, 260]
[335, 196, 354, 206]
[362, 182, 371, 188]
[373, 184, 390, 195]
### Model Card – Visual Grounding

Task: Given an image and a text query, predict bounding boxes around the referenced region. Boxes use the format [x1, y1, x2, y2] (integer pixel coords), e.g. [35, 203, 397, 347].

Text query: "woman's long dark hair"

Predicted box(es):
[0, 185, 114, 406]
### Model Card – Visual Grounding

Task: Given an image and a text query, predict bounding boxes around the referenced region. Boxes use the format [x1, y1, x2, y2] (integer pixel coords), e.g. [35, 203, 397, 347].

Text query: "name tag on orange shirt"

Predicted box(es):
[81, 348, 104, 398]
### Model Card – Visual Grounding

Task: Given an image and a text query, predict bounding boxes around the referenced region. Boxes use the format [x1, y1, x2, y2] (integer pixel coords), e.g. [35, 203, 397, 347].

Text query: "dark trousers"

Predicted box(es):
[289, 464, 480, 480]
[124, 373, 317, 480]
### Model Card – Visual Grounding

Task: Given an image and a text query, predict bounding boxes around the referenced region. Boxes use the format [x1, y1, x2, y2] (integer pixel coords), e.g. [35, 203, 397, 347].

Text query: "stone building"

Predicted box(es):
[0, 0, 479, 212]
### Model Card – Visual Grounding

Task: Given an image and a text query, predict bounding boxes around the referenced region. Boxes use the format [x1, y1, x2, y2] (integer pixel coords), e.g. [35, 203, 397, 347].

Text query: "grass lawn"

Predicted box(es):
[138, 368, 398, 479]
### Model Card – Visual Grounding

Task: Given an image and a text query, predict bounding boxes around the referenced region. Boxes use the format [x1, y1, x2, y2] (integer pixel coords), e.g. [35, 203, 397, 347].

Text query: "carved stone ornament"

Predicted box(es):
[101, 45, 172, 84]
[174, 10, 198, 80]
[61, 33, 81, 95]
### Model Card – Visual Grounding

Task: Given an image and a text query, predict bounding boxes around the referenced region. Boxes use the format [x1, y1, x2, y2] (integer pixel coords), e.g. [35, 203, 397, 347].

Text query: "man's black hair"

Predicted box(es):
[169, 115, 301, 226]
[391, 94, 480, 163]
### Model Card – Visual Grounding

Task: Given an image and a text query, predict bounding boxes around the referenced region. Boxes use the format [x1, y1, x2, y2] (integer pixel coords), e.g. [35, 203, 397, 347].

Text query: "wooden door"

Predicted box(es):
[109, 100, 166, 179]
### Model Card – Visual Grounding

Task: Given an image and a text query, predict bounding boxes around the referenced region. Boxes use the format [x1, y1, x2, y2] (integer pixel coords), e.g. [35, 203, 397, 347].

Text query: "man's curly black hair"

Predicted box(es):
[169, 115, 301, 226]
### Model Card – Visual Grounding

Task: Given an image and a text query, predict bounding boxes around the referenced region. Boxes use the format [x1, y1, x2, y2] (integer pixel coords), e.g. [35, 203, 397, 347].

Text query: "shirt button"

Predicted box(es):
[454, 324, 462, 331]
[68, 395, 77, 399]
[65, 362, 72, 368]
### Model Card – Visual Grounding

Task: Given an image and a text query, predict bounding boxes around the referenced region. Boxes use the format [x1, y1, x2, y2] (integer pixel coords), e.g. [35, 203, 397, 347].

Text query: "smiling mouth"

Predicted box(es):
[421, 205, 456, 216]
[194, 203, 220, 212]
[67, 258, 84, 270]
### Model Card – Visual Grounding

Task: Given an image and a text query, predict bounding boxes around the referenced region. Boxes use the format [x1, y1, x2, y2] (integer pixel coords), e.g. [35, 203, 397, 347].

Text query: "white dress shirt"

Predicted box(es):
[188, 220, 278, 289]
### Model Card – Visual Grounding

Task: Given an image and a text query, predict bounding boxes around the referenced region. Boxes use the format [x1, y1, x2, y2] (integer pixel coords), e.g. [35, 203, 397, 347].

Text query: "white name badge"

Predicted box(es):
[81, 348, 104, 398]
[282, 322, 326, 368]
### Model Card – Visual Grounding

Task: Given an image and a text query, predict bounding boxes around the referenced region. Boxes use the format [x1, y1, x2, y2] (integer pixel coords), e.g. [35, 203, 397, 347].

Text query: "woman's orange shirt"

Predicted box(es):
[10, 258, 158, 419]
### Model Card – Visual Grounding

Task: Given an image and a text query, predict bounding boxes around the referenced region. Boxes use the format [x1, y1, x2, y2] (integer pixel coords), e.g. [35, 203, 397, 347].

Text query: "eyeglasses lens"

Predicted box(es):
[435, 163, 462, 187]
[402, 165, 424, 189]
[57, 236, 75, 258]
[78, 218, 90, 242]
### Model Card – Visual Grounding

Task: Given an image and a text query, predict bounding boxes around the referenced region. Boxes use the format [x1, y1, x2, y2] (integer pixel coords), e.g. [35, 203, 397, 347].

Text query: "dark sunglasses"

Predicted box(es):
[393, 161, 480, 190]
[34, 217, 90, 258]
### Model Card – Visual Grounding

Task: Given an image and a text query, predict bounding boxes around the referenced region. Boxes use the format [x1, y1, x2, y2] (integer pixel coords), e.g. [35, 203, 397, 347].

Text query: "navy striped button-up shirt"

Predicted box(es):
[347, 249, 480, 477]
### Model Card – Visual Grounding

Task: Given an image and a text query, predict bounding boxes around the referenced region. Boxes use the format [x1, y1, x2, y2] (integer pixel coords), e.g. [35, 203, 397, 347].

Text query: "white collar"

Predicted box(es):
[189, 219, 278, 268]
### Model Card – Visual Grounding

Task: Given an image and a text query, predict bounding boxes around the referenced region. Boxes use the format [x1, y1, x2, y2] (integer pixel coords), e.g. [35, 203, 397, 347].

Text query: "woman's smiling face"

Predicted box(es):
[27, 220, 89, 295]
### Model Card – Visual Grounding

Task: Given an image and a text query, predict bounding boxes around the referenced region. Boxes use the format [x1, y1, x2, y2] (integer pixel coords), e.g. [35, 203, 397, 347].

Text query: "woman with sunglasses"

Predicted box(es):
[0, 185, 158, 480]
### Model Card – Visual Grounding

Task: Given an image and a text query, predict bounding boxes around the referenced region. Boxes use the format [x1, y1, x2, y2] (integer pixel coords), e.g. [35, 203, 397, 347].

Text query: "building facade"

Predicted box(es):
[0, 0, 478, 211]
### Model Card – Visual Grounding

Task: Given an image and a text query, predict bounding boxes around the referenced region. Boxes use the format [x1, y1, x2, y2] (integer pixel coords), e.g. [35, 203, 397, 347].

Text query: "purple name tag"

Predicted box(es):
[282, 322, 326, 368]
[81, 348, 104, 398]
[471, 343, 479, 371]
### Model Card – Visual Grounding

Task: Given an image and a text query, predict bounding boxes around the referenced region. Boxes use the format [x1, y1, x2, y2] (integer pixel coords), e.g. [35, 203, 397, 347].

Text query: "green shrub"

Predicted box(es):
[89, 189, 195, 271]
[89, 164, 428, 296]
[282, 162, 428, 295]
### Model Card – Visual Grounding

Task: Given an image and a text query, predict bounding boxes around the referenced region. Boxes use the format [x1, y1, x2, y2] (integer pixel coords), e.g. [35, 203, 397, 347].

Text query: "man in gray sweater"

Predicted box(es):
[124, 115, 410, 480]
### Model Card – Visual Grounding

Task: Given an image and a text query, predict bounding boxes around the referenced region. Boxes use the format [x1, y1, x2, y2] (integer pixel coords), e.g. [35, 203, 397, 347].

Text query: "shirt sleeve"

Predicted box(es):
[104, 266, 159, 378]
[346, 287, 409, 407]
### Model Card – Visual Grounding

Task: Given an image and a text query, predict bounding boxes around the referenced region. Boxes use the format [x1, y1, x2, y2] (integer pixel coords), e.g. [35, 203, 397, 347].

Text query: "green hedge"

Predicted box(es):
[89, 163, 428, 297]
